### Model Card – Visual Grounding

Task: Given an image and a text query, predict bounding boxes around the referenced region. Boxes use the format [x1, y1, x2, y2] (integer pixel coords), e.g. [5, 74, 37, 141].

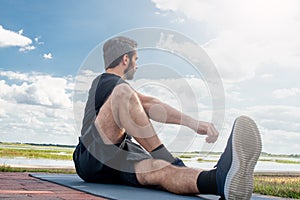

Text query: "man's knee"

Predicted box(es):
[111, 83, 147, 123]
[135, 159, 170, 185]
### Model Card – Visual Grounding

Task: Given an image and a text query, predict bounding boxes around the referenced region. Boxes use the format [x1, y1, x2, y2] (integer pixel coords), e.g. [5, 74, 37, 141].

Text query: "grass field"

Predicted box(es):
[0, 148, 73, 160]
[0, 143, 74, 160]
[254, 175, 300, 199]
[0, 164, 76, 174]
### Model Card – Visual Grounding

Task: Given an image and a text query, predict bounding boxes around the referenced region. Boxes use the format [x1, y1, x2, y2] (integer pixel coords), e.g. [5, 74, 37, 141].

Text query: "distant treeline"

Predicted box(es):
[25, 143, 76, 148]
[174, 151, 300, 158]
[0, 142, 76, 148]
[260, 152, 300, 158]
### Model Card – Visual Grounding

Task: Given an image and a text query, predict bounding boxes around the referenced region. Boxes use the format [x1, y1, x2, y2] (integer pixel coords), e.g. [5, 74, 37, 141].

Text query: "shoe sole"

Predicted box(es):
[224, 116, 262, 200]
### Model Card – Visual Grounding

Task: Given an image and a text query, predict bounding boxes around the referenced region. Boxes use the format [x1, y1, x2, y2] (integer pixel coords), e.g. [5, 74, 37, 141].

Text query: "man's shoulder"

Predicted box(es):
[113, 82, 134, 95]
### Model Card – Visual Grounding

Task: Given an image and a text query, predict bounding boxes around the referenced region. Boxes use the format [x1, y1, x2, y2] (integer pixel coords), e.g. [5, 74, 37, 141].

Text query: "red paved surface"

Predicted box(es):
[0, 172, 107, 200]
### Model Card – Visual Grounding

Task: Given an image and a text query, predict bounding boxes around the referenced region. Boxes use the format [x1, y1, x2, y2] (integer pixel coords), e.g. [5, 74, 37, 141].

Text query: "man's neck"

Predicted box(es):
[105, 68, 125, 79]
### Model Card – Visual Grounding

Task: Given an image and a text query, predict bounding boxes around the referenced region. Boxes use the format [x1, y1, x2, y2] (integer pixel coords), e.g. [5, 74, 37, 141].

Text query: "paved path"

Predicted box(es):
[0, 172, 106, 200]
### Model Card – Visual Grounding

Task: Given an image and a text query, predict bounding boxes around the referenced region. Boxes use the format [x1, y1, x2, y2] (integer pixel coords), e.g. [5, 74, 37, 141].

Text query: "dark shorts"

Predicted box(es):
[73, 123, 151, 186]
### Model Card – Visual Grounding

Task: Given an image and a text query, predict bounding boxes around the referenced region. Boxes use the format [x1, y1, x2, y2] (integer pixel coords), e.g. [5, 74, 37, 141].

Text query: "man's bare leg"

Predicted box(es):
[135, 159, 202, 194]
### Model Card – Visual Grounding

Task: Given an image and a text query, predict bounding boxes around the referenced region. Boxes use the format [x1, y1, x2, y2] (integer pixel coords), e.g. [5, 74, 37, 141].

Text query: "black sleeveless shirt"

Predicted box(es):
[81, 73, 127, 137]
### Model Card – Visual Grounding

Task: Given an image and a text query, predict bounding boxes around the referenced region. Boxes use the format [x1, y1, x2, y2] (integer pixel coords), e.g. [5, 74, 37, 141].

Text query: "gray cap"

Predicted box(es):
[103, 36, 137, 69]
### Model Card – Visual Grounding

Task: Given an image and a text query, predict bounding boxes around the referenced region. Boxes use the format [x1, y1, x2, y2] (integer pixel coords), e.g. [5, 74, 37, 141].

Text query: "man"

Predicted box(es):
[73, 36, 262, 199]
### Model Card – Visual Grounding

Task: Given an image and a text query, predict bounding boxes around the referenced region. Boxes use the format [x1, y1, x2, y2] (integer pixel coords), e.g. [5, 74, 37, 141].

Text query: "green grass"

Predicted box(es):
[254, 175, 300, 199]
[259, 158, 300, 164]
[0, 148, 74, 160]
[258, 158, 272, 162]
[196, 158, 217, 162]
[178, 155, 192, 159]
[274, 159, 300, 164]
[0, 164, 75, 174]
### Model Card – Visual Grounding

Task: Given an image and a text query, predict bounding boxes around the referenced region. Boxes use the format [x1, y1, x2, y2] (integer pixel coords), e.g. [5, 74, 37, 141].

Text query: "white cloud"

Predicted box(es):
[0, 99, 77, 145]
[242, 105, 300, 125]
[155, 32, 225, 86]
[217, 105, 300, 154]
[272, 87, 300, 99]
[18, 29, 24, 35]
[260, 74, 274, 79]
[0, 25, 34, 52]
[43, 53, 53, 59]
[19, 45, 36, 52]
[0, 70, 29, 81]
[260, 128, 300, 154]
[0, 99, 8, 118]
[34, 36, 44, 45]
[168, 103, 300, 154]
[74, 70, 99, 92]
[0, 70, 77, 145]
[156, 33, 203, 63]
[171, 17, 185, 24]
[243, 105, 300, 142]
[226, 91, 244, 102]
[152, 0, 300, 82]
[131, 77, 211, 113]
[0, 70, 72, 108]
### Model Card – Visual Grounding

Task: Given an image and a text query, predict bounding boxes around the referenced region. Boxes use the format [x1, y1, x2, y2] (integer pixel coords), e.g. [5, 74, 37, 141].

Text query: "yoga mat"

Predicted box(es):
[30, 174, 284, 200]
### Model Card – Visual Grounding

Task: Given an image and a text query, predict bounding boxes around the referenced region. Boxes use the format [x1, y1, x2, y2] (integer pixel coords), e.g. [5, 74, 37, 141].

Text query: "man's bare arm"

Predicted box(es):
[137, 92, 218, 143]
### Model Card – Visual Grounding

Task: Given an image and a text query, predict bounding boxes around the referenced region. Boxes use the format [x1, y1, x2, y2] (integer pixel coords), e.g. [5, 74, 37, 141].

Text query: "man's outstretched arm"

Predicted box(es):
[137, 92, 219, 143]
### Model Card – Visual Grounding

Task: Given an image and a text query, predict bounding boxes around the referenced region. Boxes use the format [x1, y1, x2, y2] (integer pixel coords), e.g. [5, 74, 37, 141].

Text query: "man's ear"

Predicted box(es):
[122, 54, 129, 65]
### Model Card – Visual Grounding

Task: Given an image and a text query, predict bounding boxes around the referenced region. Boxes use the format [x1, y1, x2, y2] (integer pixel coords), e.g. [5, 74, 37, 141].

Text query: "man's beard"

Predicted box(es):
[123, 60, 135, 80]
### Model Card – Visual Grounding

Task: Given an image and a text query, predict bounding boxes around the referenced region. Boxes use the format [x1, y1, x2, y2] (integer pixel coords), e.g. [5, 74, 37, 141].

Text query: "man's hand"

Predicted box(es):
[191, 121, 219, 143]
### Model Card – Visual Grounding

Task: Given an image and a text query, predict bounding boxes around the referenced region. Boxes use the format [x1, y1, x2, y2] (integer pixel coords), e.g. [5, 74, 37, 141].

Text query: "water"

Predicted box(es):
[185, 160, 300, 172]
[1, 157, 300, 172]
[0, 157, 74, 168]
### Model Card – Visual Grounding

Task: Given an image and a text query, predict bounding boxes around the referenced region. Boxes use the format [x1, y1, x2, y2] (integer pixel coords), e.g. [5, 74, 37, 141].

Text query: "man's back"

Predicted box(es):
[81, 73, 127, 144]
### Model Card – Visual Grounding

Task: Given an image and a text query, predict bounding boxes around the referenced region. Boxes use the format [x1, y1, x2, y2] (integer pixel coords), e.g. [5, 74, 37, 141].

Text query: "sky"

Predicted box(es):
[0, 0, 300, 154]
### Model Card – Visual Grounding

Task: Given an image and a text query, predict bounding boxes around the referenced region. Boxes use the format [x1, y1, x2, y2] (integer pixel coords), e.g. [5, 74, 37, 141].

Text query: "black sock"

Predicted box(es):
[197, 169, 217, 194]
[150, 144, 175, 163]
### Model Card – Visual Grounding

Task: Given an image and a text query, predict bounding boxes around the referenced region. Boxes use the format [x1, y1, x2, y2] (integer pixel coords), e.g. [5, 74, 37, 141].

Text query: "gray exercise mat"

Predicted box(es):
[29, 174, 284, 200]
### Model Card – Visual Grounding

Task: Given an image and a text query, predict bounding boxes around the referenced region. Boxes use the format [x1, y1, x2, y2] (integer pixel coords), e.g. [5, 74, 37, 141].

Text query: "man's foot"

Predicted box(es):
[215, 116, 262, 200]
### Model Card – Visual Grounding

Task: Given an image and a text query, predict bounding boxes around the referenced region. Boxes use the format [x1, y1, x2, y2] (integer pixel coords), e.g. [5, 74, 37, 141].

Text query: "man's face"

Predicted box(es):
[124, 52, 138, 80]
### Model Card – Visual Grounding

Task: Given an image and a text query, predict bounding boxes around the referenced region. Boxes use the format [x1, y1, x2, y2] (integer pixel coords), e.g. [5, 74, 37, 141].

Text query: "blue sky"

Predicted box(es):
[1, 0, 164, 75]
[0, 0, 210, 76]
[1, 0, 300, 154]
